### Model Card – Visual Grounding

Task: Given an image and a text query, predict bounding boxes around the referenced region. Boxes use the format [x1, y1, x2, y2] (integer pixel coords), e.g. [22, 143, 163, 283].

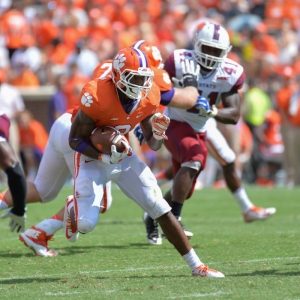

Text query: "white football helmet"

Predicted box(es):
[193, 22, 232, 70]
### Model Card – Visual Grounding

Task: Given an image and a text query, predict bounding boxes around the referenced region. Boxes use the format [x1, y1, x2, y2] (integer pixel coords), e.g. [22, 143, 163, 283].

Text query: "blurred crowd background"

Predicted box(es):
[0, 0, 299, 189]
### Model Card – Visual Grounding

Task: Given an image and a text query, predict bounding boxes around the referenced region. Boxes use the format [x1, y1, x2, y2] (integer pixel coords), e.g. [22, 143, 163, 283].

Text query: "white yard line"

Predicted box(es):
[44, 291, 231, 298]
[0, 256, 299, 281]
[44, 289, 117, 296]
[45, 291, 89, 296]
[45, 290, 232, 299]
[169, 292, 232, 298]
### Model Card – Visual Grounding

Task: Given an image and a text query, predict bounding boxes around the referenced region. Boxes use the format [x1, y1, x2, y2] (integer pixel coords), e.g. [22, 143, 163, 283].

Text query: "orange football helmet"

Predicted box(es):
[112, 48, 154, 100]
[131, 40, 163, 69]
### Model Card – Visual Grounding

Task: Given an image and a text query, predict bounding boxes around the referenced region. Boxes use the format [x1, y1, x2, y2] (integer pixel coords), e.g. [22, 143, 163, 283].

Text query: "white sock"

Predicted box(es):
[233, 187, 253, 213]
[0, 200, 8, 211]
[182, 248, 202, 270]
[35, 218, 63, 235]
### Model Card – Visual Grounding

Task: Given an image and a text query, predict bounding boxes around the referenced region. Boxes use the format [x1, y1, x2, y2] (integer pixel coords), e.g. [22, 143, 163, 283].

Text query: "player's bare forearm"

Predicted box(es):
[214, 107, 240, 124]
[147, 137, 164, 151]
[216, 92, 241, 124]
[69, 109, 102, 159]
[140, 117, 164, 151]
[169, 87, 199, 109]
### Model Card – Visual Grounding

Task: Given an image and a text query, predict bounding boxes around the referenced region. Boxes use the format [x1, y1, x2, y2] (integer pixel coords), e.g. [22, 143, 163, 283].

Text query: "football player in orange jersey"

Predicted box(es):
[64, 47, 224, 278]
[0, 44, 203, 258]
[92, 40, 201, 110]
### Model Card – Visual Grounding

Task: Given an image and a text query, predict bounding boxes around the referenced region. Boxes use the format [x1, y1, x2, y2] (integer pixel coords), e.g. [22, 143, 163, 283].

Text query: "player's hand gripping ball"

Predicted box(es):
[90, 126, 126, 154]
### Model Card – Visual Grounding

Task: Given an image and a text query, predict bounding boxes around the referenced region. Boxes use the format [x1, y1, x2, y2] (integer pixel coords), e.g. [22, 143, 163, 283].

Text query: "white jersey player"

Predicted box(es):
[165, 47, 244, 164]
[142, 22, 276, 244]
[165, 50, 244, 132]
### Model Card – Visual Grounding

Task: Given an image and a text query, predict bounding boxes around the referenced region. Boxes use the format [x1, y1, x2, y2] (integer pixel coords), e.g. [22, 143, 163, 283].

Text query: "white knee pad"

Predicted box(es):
[75, 177, 93, 198]
[77, 219, 95, 234]
[225, 151, 236, 165]
[181, 161, 201, 171]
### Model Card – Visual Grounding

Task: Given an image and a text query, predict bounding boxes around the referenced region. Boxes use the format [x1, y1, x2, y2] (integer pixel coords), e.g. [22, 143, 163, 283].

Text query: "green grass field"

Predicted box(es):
[0, 185, 299, 300]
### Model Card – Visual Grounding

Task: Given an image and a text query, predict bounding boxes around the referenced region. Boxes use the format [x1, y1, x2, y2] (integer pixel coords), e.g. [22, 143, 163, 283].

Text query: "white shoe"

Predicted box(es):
[19, 227, 58, 257]
[192, 264, 225, 278]
[244, 206, 276, 222]
[162, 216, 194, 239]
[177, 216, 193, 238]
[63, 195, 79, 242]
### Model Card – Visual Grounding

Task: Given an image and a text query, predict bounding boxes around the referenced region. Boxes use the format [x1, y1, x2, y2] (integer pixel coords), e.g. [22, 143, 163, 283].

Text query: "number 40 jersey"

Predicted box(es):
[164, 49, 245, 133]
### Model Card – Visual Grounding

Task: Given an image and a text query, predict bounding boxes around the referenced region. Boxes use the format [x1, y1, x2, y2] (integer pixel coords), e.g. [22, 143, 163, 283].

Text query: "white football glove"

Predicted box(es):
[150, 112, 170, 140]
[207, 104, 218, 117]
[1, 209, 26, 233]
[172, 59, 200, 88]
[100, 139, 132, 164]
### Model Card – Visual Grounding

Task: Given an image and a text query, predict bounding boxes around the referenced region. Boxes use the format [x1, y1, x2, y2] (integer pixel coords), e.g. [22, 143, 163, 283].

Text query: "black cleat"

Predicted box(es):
[143, 212, 162, 245]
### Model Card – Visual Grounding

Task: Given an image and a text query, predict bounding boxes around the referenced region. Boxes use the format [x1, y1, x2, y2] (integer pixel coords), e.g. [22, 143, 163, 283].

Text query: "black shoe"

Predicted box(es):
[143, 212, 162, 245]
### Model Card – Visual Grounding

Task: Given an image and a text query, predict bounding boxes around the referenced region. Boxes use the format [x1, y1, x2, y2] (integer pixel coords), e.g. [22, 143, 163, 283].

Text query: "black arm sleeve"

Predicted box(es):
[5, 162, 27, 216]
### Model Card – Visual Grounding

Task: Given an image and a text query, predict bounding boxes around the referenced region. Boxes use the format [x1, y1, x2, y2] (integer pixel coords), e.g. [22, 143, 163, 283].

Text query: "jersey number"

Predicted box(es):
[98, 63, 112, 80]
[114, 125, 131, 135]
[223, 61, 238, 75]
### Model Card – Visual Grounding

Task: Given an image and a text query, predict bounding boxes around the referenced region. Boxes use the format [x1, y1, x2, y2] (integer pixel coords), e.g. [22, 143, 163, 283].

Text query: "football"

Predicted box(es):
[90, 126, 126, 154]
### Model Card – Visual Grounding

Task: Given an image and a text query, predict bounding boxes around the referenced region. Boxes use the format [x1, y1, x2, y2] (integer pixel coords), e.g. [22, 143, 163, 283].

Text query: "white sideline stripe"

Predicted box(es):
[0, 256, 300, 281]
[169, 292, 231, 299]
[0, 237, 18, 241]
[239, 256, 300, 263]
[45, 291, 89, 296]
[45, 289, 117, 296]
[45, 290, 228, 298]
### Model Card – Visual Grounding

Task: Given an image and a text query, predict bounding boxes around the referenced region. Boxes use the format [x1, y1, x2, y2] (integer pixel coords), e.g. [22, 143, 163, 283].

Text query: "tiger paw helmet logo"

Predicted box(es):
[151, 46, 162, 63]
[81, 92, 93, 107]
[113, 53, 126, 70]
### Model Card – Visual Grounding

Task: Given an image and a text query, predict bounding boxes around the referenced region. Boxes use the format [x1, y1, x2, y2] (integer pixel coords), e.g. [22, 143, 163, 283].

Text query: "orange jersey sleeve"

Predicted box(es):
[77, 78, 161, 135]
[92, 60, 113, 80]
[153, 67, 172, 92]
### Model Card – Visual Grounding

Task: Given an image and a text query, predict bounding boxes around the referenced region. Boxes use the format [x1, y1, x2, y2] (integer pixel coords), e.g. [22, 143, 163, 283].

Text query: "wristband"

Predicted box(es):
[160, 88, 175, 106]
[74, 140, 90, 154]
